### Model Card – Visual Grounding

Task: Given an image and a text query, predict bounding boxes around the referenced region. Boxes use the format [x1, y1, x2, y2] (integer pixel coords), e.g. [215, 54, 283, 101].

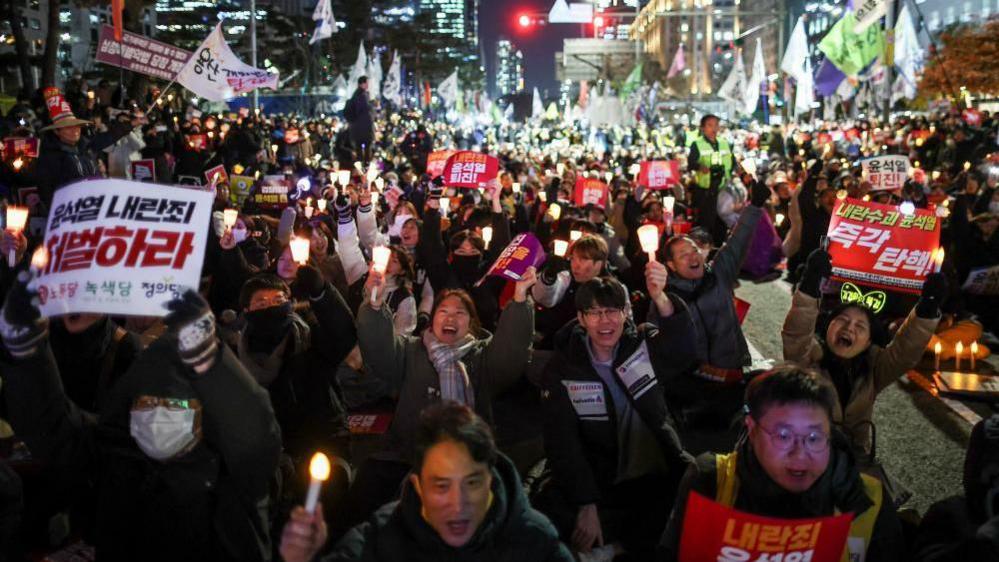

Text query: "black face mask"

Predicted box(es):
[245, 302, 294, 352]
[451, 254, 482, 285]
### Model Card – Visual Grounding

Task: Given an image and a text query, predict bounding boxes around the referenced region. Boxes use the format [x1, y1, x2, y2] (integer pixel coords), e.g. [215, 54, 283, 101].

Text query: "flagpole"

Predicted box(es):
[250, 0, 259, 113]
[882, 0, 895, 123]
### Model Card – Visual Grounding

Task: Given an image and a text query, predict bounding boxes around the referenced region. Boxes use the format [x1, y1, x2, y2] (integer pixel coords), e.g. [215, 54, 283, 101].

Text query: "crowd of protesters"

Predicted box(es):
[0, 74, 996, 562]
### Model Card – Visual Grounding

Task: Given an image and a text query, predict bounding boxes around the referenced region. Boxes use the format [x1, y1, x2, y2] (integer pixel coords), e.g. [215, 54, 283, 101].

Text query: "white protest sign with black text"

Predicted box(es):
[861, 155, 910, 192]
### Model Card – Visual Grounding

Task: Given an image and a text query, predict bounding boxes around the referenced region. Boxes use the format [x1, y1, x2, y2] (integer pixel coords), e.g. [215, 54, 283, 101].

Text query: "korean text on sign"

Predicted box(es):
[37, 179, 213, 317]
[861, 155, 909, 192]
[442, 151, 499, 188]
[826, 198, 940, 294]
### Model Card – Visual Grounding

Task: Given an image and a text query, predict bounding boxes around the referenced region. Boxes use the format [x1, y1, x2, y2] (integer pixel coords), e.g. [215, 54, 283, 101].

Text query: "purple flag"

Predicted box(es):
[478, 232, 546, 285]
[815, 58, 846, 97]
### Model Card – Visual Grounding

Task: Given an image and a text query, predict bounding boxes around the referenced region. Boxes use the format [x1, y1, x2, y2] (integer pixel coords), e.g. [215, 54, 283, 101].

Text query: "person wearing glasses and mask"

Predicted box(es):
[535, 271, 698, 562]
[658, 367, 904, 562]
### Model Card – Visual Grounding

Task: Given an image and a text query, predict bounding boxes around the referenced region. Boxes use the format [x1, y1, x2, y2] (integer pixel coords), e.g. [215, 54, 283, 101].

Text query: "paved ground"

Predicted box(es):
[735, 279, 972, 515]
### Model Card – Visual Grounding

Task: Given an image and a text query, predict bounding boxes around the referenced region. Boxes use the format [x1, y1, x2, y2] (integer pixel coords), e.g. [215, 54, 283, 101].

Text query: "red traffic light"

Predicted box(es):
[593, 15, 605, 28]
[518, 14, 532, 27]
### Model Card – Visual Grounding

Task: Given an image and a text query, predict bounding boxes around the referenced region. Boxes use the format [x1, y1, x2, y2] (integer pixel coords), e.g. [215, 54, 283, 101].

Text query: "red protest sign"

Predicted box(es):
[130, 159, 156, 182]
[204, 165, 228, 189]
[442, 151, 500, 188]
[3, 137, 39, 158]
[827, 198, 941, 294]
[574, 177, 609, 209]
[426, 149, 456, 178]
[962, 109, 982, 127]
[678, 492, 852, 562]
[638, 160, 680, 190]
[284, 128, 301, 144]
[186, 134, 208, 151]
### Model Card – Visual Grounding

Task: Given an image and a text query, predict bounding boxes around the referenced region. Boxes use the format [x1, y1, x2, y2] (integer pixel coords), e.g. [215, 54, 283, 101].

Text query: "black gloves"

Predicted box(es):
[0, 270, 48, 359]
[335, 194, 353, 224]
[165, 290, 219, 375]
[292, 265, 327, 301]
[915, 272, 948, 318]
[750, 179, 772, 207]
[799, 248, 832, 298]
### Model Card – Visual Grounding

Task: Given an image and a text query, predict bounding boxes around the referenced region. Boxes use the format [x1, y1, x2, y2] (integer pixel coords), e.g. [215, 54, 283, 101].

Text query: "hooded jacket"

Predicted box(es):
[666, 205, 762, 370]
[325, 453, 573, 562]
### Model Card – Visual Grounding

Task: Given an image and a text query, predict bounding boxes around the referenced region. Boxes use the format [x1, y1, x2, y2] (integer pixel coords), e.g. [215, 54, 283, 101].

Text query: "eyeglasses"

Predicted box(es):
[757, 424, 830, 454]
[582, 308, 624, 321]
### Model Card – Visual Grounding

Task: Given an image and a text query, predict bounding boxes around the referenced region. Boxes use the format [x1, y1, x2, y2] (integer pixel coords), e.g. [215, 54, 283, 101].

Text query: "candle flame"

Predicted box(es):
[30, 246, 49, 271]
[971, 341, 979, 354]
[309, 452, 331, 481]
[956, 341, 964, 355]
[934, 342, 942, 354]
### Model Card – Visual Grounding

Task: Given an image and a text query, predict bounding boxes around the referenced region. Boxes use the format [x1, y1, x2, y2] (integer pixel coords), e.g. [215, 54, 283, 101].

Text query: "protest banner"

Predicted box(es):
[176, 23, 278, 101]
[230, 175, 254, 206]
[204, 164, 228, 188]
[678, 492, 852, 562]
[253, 175, 291, 209]
[95, 24, 192, 81]
[130, 159, 156, 182]
[36, 179, 213, 317]
[961, 265, 999, 296]
[3, 137, 39, 158]
[861, 155, 909, 192]
[574, 177, 609, 209]
[638, 160, 681, 189]
[443, 151, 500, 188]
[827, 198, 941, 294]
[478, 233, 546, 285]
[426, 149, 456, 178]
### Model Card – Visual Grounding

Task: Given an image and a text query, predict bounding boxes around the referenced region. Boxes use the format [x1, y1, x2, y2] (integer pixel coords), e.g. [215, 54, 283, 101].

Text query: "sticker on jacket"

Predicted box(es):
[615, 342, 657, 401]
[562, 381, 607, 419]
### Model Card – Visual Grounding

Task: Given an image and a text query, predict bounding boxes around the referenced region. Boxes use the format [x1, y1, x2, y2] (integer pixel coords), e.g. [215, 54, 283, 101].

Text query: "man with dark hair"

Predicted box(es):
[279, 402, 573, 562]
[535, 267, 700, 561]
[658, 366, 904, 561]
[343, 76, 373, 162]
[687, 114, 733, 239]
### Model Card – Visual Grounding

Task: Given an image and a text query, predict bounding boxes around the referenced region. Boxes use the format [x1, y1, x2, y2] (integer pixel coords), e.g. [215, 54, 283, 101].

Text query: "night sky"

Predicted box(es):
[479, 1, 583, 97]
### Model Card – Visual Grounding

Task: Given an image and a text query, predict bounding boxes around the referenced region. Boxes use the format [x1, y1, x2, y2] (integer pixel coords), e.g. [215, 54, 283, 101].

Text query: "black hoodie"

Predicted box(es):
[325, 453, 573, 562]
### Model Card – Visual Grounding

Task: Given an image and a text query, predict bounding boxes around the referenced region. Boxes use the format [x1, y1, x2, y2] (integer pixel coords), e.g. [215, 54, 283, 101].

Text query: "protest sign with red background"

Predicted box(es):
[827, 198, 941, 294]
[574, 177, 609, 209]
[861, 155, 910, 192]
[678, 492, 852, 562]
[37, 179, 213, 317]
[443, 151, 499, 188]
[204, 164, 228, 189]
[426, 150, 456, 178]
[638, 160, 681, 190]
[284, 128, 301, 144]
[130, 159, 155, 182]
[187, 134, 208, 151]
[3, 137, 39, 158]
[962, 109, 982, 127]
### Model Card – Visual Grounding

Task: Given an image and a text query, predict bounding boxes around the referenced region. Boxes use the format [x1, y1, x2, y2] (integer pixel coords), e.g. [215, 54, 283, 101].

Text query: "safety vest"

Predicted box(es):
[693, 136, 733, 189]
[714, 452, 883, 562]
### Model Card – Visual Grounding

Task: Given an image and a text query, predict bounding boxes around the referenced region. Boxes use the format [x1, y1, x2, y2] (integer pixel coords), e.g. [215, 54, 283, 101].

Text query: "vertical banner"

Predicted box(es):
[574, 177, 609, 209]
[36, 180, 213, 317]
[442, 151, 500, 189]
[827, 198, 941, 293]
[861, 155, 910, 192]
[678, 492, 852, 562]
[638, 160, 681, 189]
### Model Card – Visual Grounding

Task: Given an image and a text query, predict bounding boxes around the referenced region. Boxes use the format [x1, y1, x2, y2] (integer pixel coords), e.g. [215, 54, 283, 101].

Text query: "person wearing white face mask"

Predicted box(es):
[0, 272, 282, 562]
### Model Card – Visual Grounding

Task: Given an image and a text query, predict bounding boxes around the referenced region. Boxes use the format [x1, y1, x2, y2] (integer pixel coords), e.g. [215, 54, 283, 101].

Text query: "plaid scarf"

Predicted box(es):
[422, 330, 477, 407]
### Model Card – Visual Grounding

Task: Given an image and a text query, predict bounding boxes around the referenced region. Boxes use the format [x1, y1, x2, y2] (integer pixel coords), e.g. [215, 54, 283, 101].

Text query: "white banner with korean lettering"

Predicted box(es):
[861, 155, 910, 192]
[35, 179, 213, 317]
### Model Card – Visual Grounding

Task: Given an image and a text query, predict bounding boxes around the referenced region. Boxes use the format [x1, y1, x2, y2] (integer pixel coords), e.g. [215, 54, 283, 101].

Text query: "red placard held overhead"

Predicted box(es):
[827, 198, 941, 294]
[574, 177, 609, 209]
[130, 159, 156, 182]
[442, 151, 500, 188]
[638, 160, 681, 189]
[426, 149, 456, 178]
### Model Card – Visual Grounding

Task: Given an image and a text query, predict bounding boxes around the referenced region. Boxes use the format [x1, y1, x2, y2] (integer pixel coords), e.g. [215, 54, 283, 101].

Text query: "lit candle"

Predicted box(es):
[970, 342, 978, 371]
[440, 197, 451, 215]
[570, 230, 582, 242]
[557, 162, 565, 175]
[933, 248, 945, 273]
[538, 191, 547, 203]
[374, 178, 384, 191]
[12, 157, 24, 172]
[5, 206, 29, 267]
[663, 196, 676, 216]
[303, 205, 314, 219]
[605, 172, 613, 183]
[304, 452, 330, 514]
[553, 239, 569, 257]
[30, 245, 48, 274]
[638, 224, 660, 263]
[353, 161, 363, 171]
[271, 144, 278, 154]
[371, 191, 380, 208]
[223, 208, 239, 231]
[775, 213, 786, 227]
[836, 189, 848, 200]
[964, 161, 971, 171]
[367, 168, 379, 184]
[370, 245, 392, 305]
[512, 182, 521, 194]
[548, 203, 561, 221]
[482, 226, 493, 249]
[934, 341, 942, 371]
[289, 237, 310, 265]
[337, 170, 351, 186]
[956, 341, 964, 371]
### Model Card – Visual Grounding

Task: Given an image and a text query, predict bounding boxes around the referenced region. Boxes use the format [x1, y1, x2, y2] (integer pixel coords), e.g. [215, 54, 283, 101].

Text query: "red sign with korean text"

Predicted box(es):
[204, 164, 228, 189]
[426, 149, 456, 178]
[442, 151, 500, 188]
[678, 492, 852, 562]
[574, 177, 609, 209]
[3, 137, 39, 158]
[827, 198, 941, 294]
[638, 160, 681, 189]
[130, 159, 155, 182]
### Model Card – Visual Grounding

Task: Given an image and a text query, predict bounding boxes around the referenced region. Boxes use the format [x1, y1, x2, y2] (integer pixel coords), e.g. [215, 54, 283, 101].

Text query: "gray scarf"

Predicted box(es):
[422, 330, 477, 407]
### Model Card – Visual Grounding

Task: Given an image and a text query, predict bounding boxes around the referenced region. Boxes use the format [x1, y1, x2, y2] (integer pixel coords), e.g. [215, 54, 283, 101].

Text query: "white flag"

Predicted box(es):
[367, 51, 383, 99]
[333, 74, 347, 96]
[347, 40, 368, 96]
[794, 58, 815, 115]
[382, 50, 402, 106]
[309, 0, 336, 45]
[781, 16, 809, 81]
[854, 0, 888, 33]
[532, 87, 544, 119]
[438, 70, 459, 107]
[666, 45, 686, 79]
[892, 5, 923, 103]
[717, 49, 747, 106]
[742, 38, 765, 115]
[177, 23, 278, 101]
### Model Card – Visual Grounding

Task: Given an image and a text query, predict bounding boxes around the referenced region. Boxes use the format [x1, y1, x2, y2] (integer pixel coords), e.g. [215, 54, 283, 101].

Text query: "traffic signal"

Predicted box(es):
[593, 15, 605, 28]
[518, 13, 532, 28]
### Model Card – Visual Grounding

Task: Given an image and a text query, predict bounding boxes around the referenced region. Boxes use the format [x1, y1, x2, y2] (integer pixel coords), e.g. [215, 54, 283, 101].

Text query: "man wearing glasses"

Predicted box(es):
[657, 367, 904, 561]
[535, 274, 699, 562]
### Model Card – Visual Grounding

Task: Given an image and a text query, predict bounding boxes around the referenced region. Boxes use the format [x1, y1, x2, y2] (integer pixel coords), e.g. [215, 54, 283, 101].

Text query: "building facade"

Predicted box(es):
[495, 38, 524, 97]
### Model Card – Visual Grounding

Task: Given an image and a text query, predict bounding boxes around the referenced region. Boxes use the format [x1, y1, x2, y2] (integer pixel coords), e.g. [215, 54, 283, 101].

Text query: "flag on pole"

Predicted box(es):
[176, 23, 278, 101]
[854, 0, 889, 33]
[794, 57, 815, 115]
[742, 38, 765, 115]
[347, 40, 367, 96]
[892, 5, 923, 103]
[532, 87, 544, 119]
[818, 12, 884, 77]
[667, 44, 686, 79]
[112, 0, 124, 41]
[367, 51, 382, 99]
[382, 50, 402, 106]
[620, 63, 643, 98]
[438, 70, 459, 107]
[309, 0, 337, 45]
[717, 49, 747, 108]
[781, 16, 809, 80]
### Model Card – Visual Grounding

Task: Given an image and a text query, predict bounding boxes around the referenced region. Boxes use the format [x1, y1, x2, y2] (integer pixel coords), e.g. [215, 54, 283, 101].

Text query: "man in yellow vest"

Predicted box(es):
[657, 367, 904, 561]
[687, 114, 733, 244]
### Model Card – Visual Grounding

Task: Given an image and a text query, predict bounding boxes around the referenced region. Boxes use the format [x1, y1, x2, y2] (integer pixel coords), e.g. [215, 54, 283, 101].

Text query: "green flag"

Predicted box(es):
[818, 11, 884, 77]
[620, 63, 643, 98]
[545, 102, 560, 121]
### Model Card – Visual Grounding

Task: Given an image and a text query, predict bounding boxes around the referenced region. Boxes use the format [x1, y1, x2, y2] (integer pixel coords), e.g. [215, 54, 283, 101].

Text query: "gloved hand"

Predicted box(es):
[799, 248, 832, 298]
[335, 194, 353, 225]
[750, 179, 772, 207]
[541, 255, 570, 285]
[292, 265, 326, 301]
[0, 270, 48, 359]
[164, 290, 219, 375]
[915, 272, 948, 318]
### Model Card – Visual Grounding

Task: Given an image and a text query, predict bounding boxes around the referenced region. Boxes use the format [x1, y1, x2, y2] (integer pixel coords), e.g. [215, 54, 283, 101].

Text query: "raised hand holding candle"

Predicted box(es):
[370, 246, 392, 305]
[548, 203, 561, 221]
[5, 206, 29, 267]
[638, 224, 660, 263]
[289, 237, 310, 265]
[956, 341, 964, 371]
[337, 170, 351, 186]
[305, 452, 331, 514]
[317, 198, 327, 213]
